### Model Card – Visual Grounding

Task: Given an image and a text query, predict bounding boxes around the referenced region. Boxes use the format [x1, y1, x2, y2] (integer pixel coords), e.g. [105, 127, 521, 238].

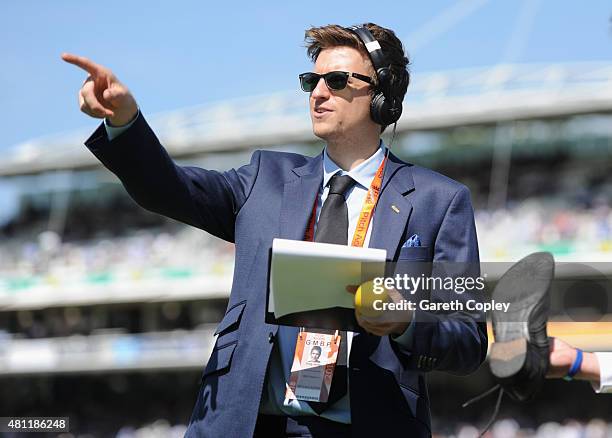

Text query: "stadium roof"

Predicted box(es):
[3, 62, 612, 177]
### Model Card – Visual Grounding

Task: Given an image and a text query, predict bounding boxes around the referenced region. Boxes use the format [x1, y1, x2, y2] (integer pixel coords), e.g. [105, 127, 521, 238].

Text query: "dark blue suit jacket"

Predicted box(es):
[85, 113, 487, 438]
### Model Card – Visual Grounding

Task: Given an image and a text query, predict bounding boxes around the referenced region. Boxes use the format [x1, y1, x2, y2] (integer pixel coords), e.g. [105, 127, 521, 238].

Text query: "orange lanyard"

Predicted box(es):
[304, 157, 386, 246]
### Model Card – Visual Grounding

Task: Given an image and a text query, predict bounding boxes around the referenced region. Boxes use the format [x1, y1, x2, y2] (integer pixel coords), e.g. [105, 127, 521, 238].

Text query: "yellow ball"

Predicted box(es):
[354, 280, 387, 318]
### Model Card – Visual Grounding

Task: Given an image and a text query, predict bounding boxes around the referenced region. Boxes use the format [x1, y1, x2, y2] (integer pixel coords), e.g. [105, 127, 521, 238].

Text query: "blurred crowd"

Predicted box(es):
[1, 152, 611, 286]
[0, 187, 234, 280]
[0, 300, 225, 339]
[476, 200, 612, 260]
[1, 191, 611, 288]
[0, 220, 233, 280]
[18, 418, 609, 437]
[452, 418, 612, 438]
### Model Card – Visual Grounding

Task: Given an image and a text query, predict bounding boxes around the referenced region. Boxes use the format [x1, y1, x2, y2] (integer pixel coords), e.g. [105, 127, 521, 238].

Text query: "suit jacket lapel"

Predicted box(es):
[369, 154, 415, 260]
[279, 153, 323, 240]
[278, 151, 414, 259]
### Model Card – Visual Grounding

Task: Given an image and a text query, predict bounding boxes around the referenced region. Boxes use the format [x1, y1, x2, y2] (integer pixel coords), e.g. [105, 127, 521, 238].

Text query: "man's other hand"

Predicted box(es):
[346, 284, 411, 336]
[547, 337, 601, 384]
[547, 337, 577, 378]
[61, 53, 138, 126]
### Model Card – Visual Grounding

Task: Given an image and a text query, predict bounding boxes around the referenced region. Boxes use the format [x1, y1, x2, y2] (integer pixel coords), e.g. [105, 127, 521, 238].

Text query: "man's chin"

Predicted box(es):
[312, 123, 335, 141]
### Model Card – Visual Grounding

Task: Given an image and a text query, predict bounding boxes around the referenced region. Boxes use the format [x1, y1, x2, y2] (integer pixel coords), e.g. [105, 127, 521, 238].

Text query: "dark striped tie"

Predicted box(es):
[308, 173, 355, 412]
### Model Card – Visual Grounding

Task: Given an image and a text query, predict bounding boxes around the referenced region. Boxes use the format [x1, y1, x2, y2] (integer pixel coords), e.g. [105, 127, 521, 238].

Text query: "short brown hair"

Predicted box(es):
[305, 23, 410, 130]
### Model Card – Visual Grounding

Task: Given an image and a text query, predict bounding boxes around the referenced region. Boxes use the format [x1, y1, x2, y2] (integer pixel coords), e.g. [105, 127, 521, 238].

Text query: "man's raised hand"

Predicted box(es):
[61, 53, 138, 126]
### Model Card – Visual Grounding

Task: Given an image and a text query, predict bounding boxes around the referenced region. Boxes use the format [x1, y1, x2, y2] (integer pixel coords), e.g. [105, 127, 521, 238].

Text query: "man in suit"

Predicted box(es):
[63, 22, 487, 438]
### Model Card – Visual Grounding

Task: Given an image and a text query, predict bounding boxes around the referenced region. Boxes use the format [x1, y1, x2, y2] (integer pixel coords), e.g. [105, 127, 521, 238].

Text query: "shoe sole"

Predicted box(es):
[489, 252, 554, 379]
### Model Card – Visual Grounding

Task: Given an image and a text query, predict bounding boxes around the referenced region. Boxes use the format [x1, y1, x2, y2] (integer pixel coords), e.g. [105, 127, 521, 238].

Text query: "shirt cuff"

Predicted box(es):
[104, 109, 140, 141]
[390, 319, 415, 349]
[592, 352, 612, 394]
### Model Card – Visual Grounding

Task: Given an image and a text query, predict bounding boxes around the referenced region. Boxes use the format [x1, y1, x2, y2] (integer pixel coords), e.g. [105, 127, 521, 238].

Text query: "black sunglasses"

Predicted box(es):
[299, 71, 373, 92]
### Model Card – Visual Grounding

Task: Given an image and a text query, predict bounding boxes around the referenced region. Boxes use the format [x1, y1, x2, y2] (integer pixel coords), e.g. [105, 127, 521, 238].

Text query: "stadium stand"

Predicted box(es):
[1, 63, 611, 436]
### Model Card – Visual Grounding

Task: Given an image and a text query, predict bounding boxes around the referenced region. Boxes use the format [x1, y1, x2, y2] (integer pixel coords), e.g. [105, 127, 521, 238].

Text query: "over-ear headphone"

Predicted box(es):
[347, 25, 405, 126]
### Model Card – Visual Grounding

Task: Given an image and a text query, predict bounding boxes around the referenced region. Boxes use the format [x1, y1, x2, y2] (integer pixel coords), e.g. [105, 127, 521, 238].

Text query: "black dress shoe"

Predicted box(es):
[462, 253, 555, 436]
[489, 252, 555, 402]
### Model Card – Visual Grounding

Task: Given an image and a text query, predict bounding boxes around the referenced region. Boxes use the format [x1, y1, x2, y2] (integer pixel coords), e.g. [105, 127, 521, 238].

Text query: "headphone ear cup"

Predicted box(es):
[370, 66, 404, 126]
[377, 68, 391, 91]
[369, 91, 386, 125]
[370, 91, 402, 126]
[385, 98, 402, 124]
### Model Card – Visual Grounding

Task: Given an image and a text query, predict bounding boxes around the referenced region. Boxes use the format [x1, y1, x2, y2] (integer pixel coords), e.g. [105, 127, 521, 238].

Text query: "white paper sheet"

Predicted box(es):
[269, 238, 387, 318]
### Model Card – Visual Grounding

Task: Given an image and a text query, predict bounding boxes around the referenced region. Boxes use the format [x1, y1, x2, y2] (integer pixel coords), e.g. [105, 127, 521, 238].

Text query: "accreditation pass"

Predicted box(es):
[285, 331, 340, 403]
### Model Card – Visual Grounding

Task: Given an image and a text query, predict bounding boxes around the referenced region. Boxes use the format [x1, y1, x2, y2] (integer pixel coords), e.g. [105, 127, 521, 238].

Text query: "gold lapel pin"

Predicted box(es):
[391, 205, 400, 213]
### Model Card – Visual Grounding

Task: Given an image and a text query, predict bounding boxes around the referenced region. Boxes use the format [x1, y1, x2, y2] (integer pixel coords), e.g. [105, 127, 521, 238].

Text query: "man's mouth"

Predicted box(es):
[313, 107, 332, 117]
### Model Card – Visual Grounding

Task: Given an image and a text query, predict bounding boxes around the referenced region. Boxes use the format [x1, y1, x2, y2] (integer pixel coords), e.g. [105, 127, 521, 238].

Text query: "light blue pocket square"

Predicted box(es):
[402, 234, 421, 248]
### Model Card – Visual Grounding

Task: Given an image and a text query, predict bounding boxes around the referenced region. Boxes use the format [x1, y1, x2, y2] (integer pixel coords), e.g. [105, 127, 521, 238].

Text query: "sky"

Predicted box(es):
[1, 0, 611, 150]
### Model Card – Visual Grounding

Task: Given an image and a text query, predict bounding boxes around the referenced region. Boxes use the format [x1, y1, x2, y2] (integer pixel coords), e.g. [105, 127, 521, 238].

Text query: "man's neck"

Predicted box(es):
[326, 136, 381, 171]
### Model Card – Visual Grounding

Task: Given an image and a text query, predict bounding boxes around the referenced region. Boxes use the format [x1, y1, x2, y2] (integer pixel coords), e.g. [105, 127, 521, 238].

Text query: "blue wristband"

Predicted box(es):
[563, 348, 583, 381]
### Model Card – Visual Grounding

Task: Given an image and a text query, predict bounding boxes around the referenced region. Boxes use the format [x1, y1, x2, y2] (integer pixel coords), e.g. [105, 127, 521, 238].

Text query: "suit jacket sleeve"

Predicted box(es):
[393, 185, 488, 375]
[84, 112, 260, 243]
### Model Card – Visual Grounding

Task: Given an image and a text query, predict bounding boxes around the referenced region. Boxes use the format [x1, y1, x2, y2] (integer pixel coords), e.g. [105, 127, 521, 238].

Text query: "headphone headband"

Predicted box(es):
[346, 24, 403, 126]
[347, 25, 389, 79]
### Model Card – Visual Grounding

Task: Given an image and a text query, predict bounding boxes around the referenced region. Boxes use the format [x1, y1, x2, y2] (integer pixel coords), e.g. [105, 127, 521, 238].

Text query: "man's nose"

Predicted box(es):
[311, 76, 330, 99]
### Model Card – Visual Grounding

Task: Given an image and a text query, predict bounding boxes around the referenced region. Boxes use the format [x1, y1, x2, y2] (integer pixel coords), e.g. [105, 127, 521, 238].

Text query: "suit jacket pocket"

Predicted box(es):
[201, 301, 246, 381]
[202, 341, 237, 380]
[214, 300, 247, 336]
[399, 246, 430, 261]
[399, 383, 431, 433]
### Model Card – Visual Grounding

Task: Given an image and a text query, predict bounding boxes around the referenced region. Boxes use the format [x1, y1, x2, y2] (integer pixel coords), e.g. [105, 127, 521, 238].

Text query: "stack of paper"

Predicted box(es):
[268, 238, 387, 328]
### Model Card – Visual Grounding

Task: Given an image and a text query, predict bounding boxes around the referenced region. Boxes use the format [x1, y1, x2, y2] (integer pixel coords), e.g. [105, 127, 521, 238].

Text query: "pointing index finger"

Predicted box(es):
[61, 53, 103, 75]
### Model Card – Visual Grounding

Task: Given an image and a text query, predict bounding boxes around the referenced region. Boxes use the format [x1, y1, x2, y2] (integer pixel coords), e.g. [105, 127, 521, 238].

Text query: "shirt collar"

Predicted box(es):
[322, 140, 386, 190]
